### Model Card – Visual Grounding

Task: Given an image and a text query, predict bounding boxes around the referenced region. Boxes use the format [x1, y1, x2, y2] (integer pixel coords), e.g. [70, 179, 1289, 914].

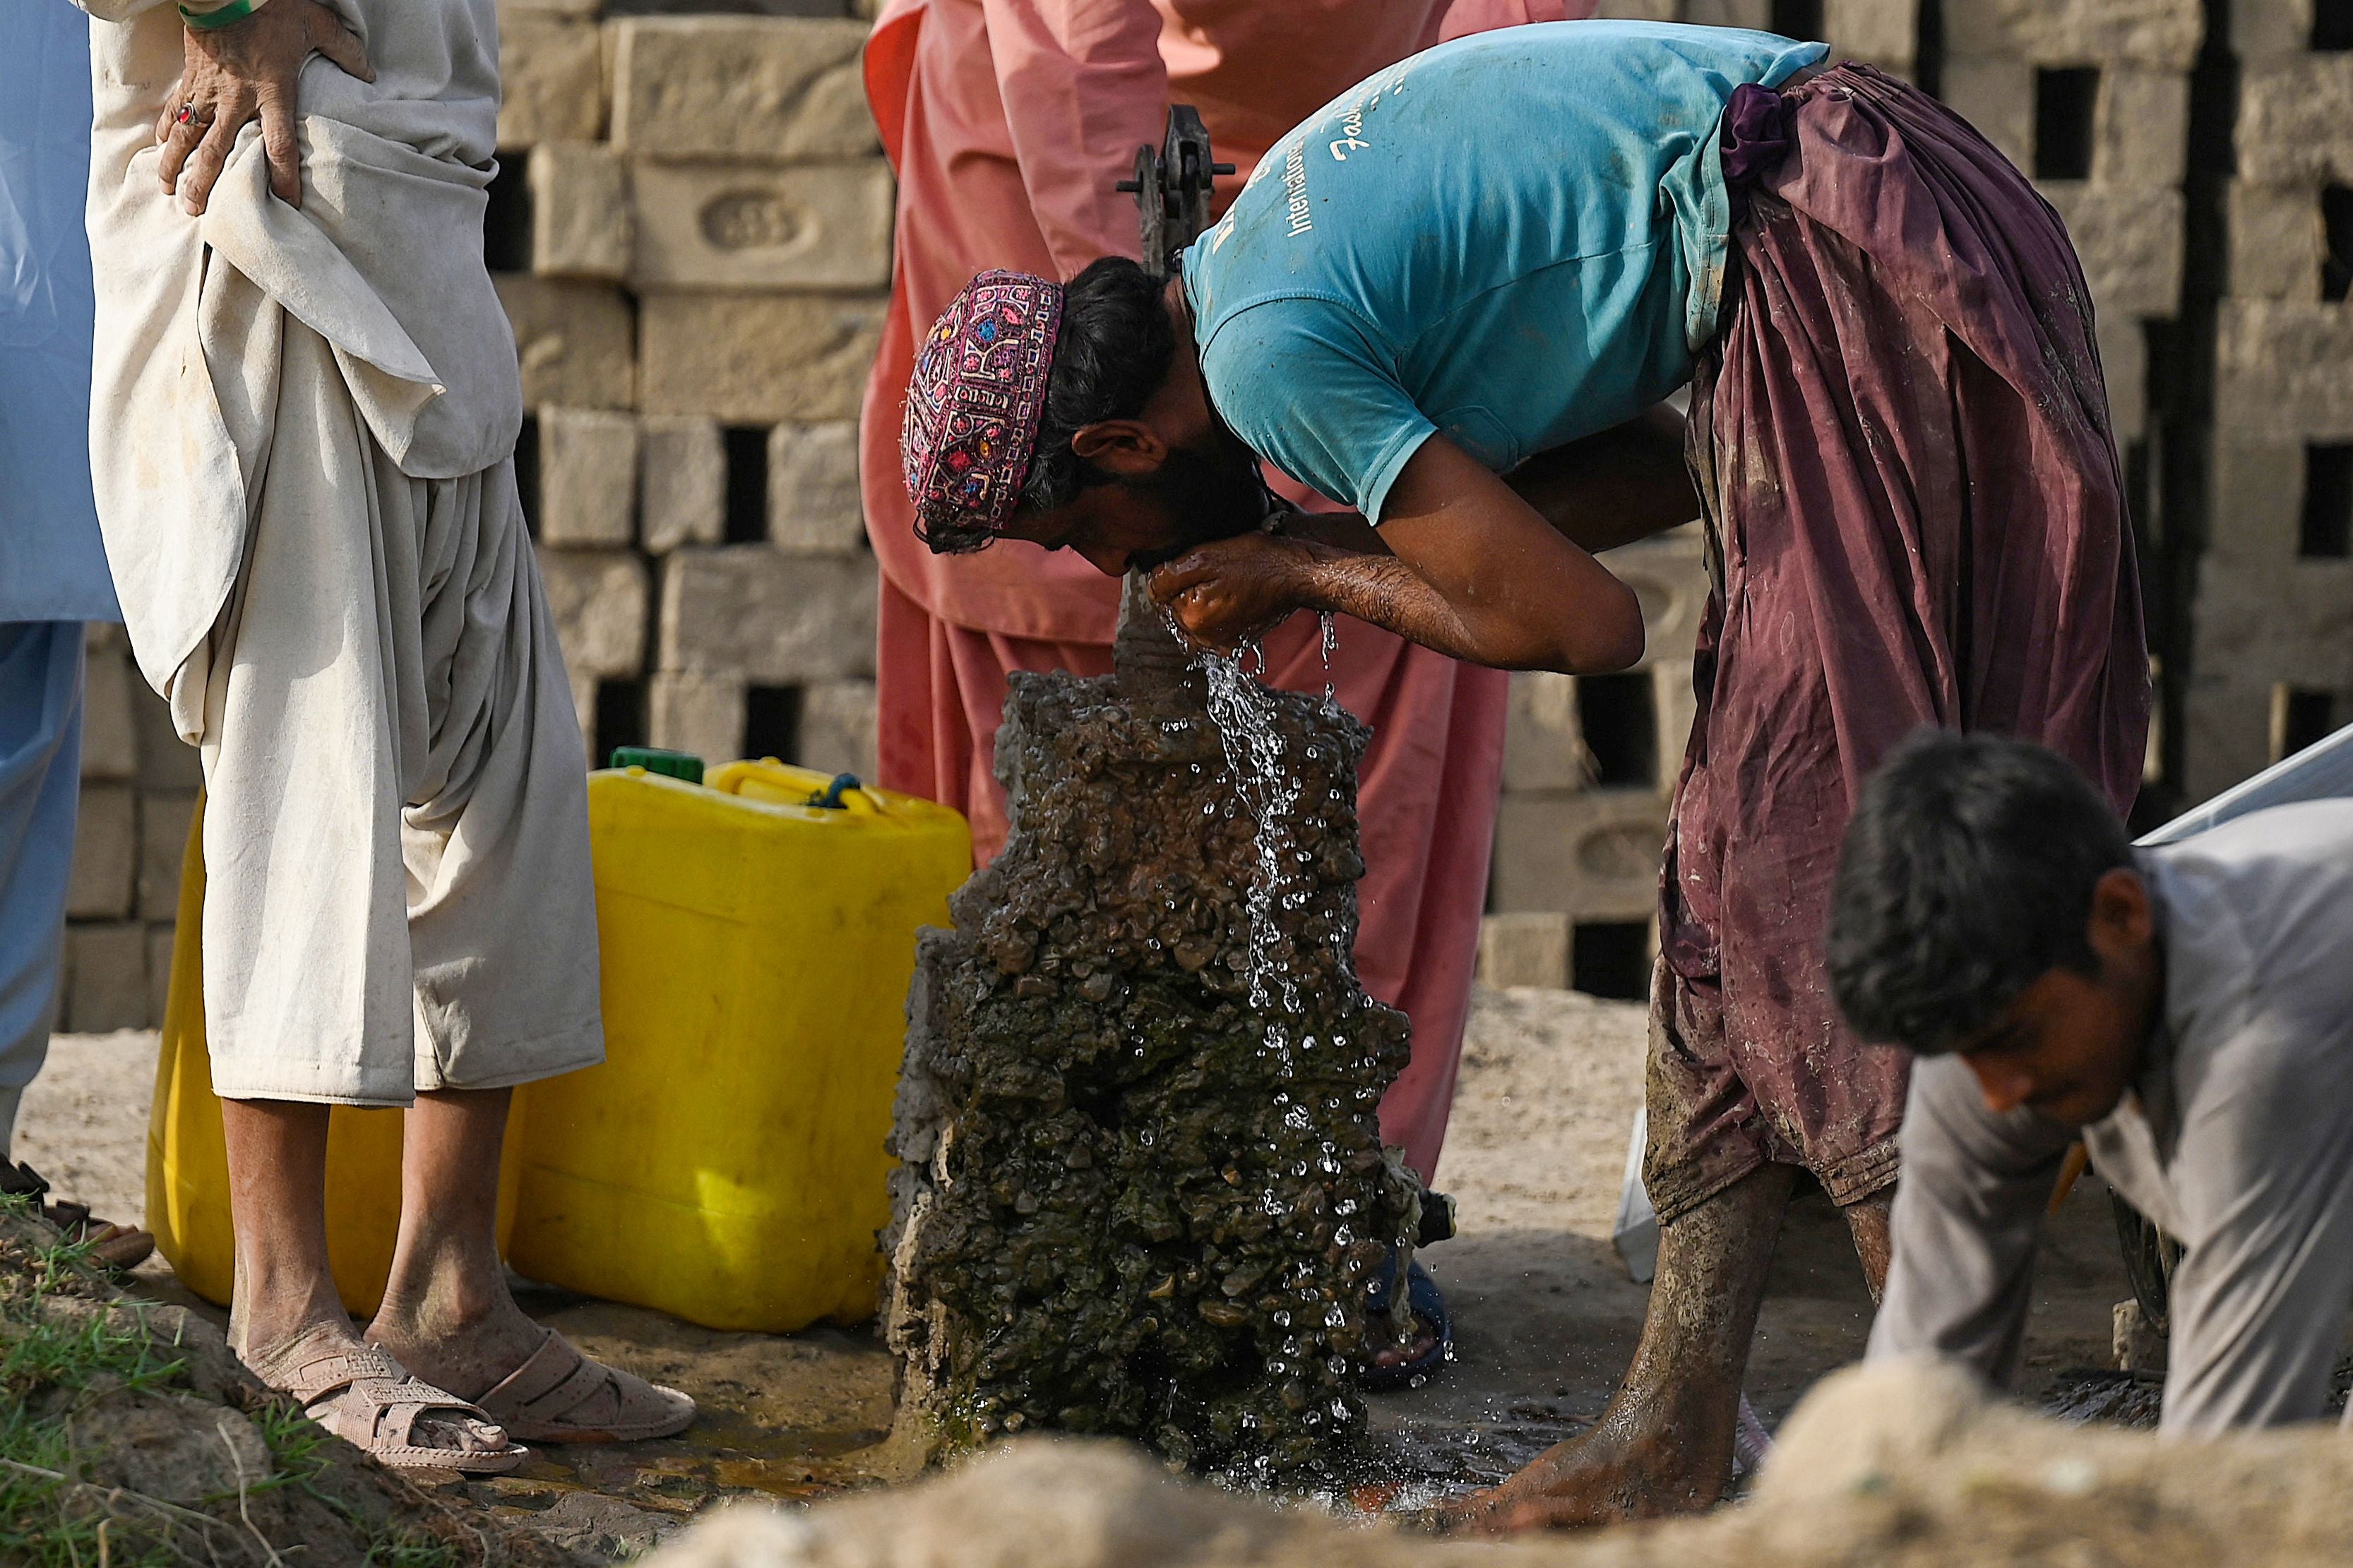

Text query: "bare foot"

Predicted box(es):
[1441, 1165, 1798, 1533]
[369, 1270, 696, 1443]
[360, 1087, 689, 1444]
[1845, 1190, 1893, 1302]
[248, 1321, 513, 1457]
[362, 1083, 576, 1404]
[1438, 1389, 1735, 1532]
[215, 1099, 512, 1462]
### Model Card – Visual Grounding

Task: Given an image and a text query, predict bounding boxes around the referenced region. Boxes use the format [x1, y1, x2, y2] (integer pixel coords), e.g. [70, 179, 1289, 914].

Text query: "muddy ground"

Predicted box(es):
[16, 995, 2132, 1553]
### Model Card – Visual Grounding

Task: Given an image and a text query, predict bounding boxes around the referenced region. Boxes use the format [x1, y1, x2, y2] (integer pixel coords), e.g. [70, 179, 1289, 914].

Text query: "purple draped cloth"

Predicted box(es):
[1643, 65, 2152, 1222]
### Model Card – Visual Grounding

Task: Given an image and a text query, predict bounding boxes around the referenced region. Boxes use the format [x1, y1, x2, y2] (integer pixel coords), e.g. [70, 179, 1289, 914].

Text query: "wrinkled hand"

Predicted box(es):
[157, 0, 373, 215]
[1147, 532, 1319, 652]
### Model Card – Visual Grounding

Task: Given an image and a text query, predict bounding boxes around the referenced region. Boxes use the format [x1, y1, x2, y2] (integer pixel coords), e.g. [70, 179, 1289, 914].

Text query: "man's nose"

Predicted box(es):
[1967, 1057, 2034, 1115]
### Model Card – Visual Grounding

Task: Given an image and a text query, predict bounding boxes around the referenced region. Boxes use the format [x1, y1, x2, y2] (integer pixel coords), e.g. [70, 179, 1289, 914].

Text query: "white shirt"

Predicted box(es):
[1869, 800, 2353, 1434]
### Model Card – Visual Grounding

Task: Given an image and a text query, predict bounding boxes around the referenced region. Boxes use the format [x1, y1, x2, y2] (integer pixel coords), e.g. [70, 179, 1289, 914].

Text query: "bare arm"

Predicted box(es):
[1280, 405, 1700, 557]
[1506, 403, 1699, 554]
[1149, 432, 1645, 673]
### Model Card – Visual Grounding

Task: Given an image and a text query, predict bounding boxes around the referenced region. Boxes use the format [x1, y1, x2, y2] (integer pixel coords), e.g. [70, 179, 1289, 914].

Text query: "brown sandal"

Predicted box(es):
[476, 1328, 695, 1443]
[282, 1343, 525, 1475]
[1, 1161, 155, 1274]
[47, 1202, 156, 1274]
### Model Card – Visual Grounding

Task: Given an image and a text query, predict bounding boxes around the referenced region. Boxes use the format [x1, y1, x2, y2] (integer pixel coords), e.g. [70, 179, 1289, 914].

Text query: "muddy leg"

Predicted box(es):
[1845, 1190, 1893, 1303]
[1441, 1163, 1796, 1533]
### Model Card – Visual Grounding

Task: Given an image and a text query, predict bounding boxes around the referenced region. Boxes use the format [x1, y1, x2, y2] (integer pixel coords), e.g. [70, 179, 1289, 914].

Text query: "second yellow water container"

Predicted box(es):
[148, 760, 969, 1334]
[147, 800, 523, 1316]
[505, 759, 970, 1332]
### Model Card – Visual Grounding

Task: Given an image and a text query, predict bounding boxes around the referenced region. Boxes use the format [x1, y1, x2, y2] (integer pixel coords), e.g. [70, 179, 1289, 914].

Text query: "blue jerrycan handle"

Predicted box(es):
[808, 773, 862, 810]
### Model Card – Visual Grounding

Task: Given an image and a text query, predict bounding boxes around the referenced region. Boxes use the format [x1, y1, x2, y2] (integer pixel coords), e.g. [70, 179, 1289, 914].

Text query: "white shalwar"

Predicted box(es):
[78, 0, 603, 1104]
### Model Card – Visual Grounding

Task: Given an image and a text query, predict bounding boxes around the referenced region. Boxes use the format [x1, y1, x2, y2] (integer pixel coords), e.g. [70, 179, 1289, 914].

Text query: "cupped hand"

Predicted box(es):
[157, 0, 374, 215]
[1146, 532, 1319, 653]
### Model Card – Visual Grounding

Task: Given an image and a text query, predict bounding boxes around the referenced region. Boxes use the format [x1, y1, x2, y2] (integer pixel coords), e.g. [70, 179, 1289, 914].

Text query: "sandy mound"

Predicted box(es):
[644, 1358, 2353, 1568]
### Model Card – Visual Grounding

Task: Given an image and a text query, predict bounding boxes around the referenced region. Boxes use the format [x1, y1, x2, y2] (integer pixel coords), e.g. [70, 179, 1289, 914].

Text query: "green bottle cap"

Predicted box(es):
[609, 747, 704, 784]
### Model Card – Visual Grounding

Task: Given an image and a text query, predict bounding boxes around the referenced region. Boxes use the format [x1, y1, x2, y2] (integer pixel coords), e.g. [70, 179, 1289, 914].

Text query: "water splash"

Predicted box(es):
[1186, 624, 1311, 1021]
[1318, 611, 1338, 704]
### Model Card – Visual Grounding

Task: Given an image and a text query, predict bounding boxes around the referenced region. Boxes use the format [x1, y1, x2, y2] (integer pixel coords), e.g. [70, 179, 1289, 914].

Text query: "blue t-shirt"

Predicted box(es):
[1179, 22, 1825, 523]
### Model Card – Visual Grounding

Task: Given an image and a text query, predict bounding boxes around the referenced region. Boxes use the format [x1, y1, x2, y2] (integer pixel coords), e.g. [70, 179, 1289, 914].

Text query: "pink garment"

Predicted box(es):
[861, 0, 1590, 644]
[862, 0, 1154, 645]
[858, 0, 1585, 1182]
[1157, 0, 1589, 191]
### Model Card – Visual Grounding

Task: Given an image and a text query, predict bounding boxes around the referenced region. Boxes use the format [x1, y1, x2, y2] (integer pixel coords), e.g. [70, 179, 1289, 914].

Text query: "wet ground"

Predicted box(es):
[16, 1000, 2134, 1552]
[1341, 988, 2131, 1507]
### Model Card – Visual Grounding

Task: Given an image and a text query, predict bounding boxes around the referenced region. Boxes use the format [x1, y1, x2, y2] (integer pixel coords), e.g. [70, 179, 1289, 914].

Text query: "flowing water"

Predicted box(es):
[1182, 613, 1365, 1086]
[1190, 632, 1311, 1022]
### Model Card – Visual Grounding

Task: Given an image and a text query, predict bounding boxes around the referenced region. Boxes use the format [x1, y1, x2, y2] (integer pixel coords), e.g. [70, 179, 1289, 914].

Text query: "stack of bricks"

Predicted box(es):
[61, 1, 2353, 1022]
[494, 0, 887, 782]
[2186, 0, 2353, 798]
[60, 628, 192, 1033]
[1936, 0, 2202, 512]
[1589, 1, 1922, 79]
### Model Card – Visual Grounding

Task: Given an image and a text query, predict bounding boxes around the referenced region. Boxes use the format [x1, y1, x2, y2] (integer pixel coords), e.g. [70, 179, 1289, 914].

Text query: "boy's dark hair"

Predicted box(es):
[925, 257, 1175, 554]
[1826, 729, 2133, 1055]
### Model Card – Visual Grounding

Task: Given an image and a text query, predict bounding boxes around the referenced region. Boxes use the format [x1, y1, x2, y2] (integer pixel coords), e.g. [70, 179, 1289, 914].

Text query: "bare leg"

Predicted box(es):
[369, 1087, 695, 1441]
[221, 1097, 505, 1454]
[1441, 1163, 1796, 1533]
[364, 1087, 547, 1397]
[221, 1099, 347, 1362]
[1845, 1189, 1893, 1303]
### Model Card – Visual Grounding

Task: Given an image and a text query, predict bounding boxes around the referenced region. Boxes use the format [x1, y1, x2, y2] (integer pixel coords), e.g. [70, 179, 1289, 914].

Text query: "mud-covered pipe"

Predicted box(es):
[1114, 568, 1192, 698]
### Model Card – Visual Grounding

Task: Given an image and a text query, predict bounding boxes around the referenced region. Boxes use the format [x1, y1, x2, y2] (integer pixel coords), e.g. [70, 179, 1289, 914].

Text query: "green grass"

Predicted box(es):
[362, 1533, 469, 1568]
[0, 1199, 216, 1565]
[0, 1223, 193, 1564]
[0, 1197, 465, 1568]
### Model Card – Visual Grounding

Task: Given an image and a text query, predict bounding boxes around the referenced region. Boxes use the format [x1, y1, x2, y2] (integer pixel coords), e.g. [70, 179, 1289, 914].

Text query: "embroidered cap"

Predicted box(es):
[903, 270, 1065, 548]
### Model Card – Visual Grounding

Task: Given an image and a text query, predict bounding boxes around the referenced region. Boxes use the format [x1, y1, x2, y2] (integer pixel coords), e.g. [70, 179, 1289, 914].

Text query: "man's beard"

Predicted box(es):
[1125, 424, 1269, 571]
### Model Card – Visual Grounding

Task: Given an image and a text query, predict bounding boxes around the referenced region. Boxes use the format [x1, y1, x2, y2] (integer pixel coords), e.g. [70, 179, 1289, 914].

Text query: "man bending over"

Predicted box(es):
[898, 20, 2150, 1524]
[1840, 730, 2353, 1433]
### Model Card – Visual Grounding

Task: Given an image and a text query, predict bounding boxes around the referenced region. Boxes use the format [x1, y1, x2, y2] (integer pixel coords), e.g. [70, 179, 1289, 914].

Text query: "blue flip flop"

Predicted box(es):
[1359, 1255, 1451, 1392]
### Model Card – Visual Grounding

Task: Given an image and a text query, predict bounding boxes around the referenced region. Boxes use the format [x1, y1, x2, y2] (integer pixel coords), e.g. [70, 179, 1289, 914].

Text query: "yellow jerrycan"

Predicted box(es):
[147, 798, 523, 1316]
[505, 756, 970, 1333]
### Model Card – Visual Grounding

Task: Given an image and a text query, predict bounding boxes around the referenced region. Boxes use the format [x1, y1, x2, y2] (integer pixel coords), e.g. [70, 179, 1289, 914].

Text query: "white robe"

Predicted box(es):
[78, 0, 602, 1103]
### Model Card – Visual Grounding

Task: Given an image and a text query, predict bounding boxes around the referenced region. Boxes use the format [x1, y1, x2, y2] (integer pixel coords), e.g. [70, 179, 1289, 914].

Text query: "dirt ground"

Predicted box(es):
[14, 995, 2133, 1550]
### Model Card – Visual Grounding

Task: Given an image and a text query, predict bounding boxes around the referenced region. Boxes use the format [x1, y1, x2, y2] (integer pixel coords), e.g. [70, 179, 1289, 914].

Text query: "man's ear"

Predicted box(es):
[2086, 866, 2155, 963]
[1071, 419, 1167, 479]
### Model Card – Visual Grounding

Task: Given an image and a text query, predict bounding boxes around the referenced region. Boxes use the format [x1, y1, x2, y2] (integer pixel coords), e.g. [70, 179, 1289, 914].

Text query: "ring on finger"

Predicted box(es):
[175, 100, 211, 128]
